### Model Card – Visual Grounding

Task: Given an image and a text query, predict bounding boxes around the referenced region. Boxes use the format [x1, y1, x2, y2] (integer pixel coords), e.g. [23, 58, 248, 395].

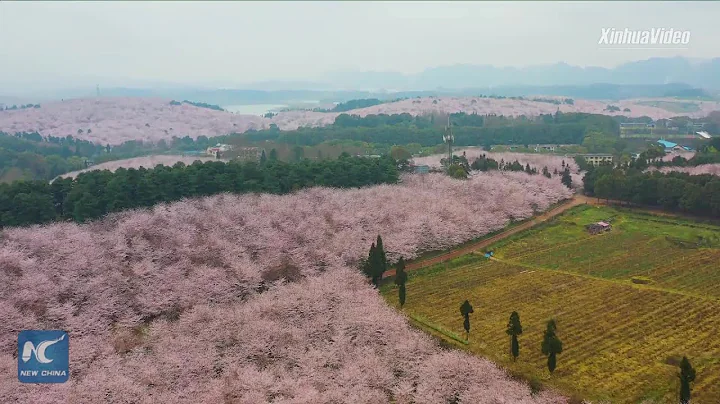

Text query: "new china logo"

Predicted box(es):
[18, 330, 69, 383]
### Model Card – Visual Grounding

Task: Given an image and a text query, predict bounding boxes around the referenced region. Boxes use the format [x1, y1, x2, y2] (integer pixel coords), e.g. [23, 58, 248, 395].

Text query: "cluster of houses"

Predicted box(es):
[619, 120, 708, 136]
[580, 138, 698, 167]
[656, 139, 694, 153]
[201, 144, 265, 161]
[206, 144, 232, 158]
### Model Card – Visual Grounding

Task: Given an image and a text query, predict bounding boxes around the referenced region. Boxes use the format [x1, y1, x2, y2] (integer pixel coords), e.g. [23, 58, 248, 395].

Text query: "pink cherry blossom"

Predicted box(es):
[414, 148, 580, 174]
[58, 155, 222, 179]
[2, 96, 717, 146]
[648, 163, 720, 176]
[0, 173, 570, 403]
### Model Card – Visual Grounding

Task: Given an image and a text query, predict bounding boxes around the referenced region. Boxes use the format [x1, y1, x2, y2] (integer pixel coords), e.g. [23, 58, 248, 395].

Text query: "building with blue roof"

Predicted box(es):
[657, 139, 693, 153]
[657, 139, 677, 149]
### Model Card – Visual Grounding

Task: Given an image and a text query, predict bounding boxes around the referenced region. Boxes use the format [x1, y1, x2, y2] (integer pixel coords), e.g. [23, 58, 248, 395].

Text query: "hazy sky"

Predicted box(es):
[1, 1, 718, 92]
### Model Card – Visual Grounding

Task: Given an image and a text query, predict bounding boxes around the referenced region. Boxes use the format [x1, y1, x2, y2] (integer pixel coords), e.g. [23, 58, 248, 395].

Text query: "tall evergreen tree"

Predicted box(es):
[506, 311, 523, 361]
[362, 242, 377, 282]
[373, 235, 388, 285]
[679, 356, 696, 404]
[259, 150, 267, 164]
[460, 300, 474, 340]
[394, 256, 408, 308]
[269, 148, 278, 161]
[541, 319, 563, 374]
[542, 166, 551, 178]
[561, 167, 573, 189]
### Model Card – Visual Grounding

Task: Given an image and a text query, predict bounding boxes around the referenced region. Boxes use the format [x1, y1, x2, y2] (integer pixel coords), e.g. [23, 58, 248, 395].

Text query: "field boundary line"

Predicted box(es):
[408, 314, 469, 345]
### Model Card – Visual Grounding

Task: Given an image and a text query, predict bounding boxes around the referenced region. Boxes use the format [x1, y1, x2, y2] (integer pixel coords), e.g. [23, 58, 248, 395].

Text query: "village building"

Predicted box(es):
[582, 154, 614, 166]
[533, 144, 558, 152]
[206, 144, 232, 158]
[657, 139, 693, 153]
[410, 164, 430, 174]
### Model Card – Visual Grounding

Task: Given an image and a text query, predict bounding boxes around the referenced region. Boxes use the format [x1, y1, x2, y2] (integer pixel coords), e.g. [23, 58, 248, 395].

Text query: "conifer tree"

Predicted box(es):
[541, 319, 563, 374]
[679, 356, 696, 404]
[561, 167, 572, 189]
[362, 242, 376, 282]
[542, 166, 551, 178]
[506, 311, 523, 361]
[460, 300, 474, 340]
[373, 235, 387, 285]
[259, 150, 267, 164]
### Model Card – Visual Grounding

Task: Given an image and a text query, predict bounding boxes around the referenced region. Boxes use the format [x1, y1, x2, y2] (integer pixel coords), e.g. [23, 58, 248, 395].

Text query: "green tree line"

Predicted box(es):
[0, 132, 109, 182]
[242, 112, 619, 148]
[0, 155, 399, 228]
[0, 131, 237, 182]
[170, 100, 225, 111]
[583, 166, 720, 216]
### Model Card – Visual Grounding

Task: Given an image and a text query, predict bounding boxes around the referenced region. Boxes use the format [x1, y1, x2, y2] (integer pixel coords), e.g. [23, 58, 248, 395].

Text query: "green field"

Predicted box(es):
[381, 205, 720, 403]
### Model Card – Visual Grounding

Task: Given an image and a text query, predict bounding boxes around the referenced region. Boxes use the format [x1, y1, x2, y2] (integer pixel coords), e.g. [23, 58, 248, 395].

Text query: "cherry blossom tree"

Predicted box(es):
[0, 173, 571, 403]
[649, 163, 720, 176]
[57, 155, 220, 179]
[413, 148, 580, 175]
[2, 96, 715, 145]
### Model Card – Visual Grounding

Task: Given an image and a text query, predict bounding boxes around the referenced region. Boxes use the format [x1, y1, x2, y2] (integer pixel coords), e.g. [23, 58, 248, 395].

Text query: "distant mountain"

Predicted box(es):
[326, 57, 720, 91]
[4, 57, 718, 104]
[10, 83, 711, 108]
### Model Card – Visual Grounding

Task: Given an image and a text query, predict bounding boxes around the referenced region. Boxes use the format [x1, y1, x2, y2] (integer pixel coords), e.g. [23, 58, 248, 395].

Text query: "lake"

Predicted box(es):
[223, 104, 288, 116]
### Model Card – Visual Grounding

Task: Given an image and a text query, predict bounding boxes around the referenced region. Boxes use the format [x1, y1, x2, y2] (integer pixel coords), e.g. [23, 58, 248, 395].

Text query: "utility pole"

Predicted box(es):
[443, 115, 454, 167]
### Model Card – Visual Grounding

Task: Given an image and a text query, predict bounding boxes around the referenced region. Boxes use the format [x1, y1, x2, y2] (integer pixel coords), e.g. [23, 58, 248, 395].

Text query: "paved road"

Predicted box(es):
[382, 195, 593, 278]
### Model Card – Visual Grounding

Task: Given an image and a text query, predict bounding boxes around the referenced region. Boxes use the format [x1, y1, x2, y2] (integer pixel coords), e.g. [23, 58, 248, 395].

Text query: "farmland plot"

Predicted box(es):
[382, 206, 720, 403]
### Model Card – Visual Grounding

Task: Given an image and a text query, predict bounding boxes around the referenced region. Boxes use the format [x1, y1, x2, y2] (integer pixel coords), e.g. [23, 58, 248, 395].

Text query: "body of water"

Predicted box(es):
[223, 104, 288, 116]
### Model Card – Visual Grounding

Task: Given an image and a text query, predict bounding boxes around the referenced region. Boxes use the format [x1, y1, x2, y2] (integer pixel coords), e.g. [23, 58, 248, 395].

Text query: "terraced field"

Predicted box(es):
[381, 205, 720, 403]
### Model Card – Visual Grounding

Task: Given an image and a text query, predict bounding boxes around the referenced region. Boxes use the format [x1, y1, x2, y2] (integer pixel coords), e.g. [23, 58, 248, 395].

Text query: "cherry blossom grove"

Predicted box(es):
[658, 150, 696, 162]
[649, 163, 720, 176]
[57, 155, 223, 180]
[0, 173, 571, 403]
[413, 148, 580, 174]
[1, 96, 717, 145]
[344, 96, 720, 121]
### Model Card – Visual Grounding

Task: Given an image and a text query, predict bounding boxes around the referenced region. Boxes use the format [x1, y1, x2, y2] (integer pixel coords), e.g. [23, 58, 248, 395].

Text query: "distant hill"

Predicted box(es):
[1, 96, 718, 146]
[6, 57, 718, 104]
[327, 57, 720, 91]
[79, 83, 715, 105]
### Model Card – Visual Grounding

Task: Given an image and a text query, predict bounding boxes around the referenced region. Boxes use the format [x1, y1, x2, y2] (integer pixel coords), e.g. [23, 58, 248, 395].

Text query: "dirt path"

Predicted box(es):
[382, 195, 590, 278]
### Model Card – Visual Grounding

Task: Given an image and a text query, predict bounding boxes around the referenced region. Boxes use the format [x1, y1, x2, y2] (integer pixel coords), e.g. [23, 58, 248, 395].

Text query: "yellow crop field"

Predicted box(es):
[381, 206, 720, 403]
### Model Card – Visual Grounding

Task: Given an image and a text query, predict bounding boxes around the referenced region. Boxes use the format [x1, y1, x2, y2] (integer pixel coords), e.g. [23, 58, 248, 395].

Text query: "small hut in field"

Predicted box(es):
[586, 221, 612, 235]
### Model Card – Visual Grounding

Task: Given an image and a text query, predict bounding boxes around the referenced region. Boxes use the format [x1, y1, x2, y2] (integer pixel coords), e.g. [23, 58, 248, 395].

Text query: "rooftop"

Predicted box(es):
[658, 139, 678, 148]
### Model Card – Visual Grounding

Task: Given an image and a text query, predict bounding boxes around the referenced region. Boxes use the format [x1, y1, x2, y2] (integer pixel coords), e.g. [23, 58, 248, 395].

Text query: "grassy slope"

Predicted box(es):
[381, 205, 720, 403]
